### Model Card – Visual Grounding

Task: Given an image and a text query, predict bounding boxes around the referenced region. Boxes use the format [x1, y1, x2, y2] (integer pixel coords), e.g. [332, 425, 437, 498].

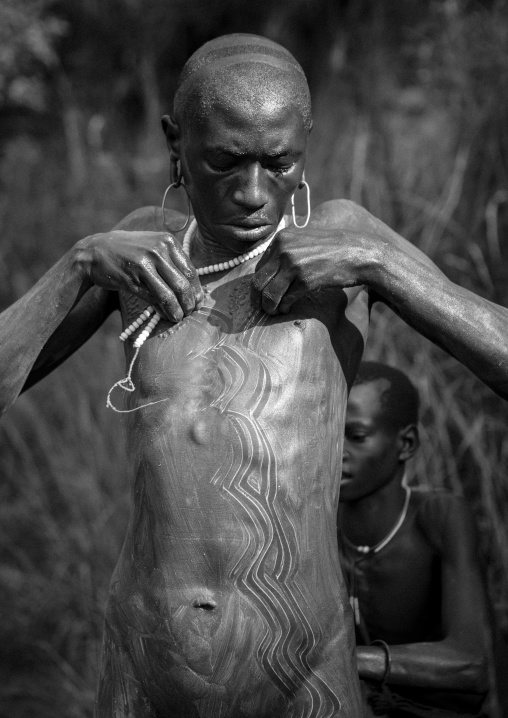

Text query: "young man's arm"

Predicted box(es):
[0, 207, 202, 414]
[252, 199, 508, 400]
[357, 495, 490, 695]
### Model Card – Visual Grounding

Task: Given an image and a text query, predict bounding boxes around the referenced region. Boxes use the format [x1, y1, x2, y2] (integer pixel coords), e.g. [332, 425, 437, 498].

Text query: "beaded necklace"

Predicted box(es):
[182, 218, 283, 275]
[119, 216, 284, 347]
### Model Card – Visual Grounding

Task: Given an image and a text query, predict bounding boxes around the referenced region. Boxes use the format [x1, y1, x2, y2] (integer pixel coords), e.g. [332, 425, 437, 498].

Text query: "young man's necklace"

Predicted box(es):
[342, 484, 412, 555]
[342, 483, 411, 631]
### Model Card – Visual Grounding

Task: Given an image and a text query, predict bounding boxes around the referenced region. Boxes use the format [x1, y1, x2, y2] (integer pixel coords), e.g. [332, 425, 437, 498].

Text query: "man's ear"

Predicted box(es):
[161, 115, 182, 184]
[161, 114, 180, 157]
[398, 424, 419, 462]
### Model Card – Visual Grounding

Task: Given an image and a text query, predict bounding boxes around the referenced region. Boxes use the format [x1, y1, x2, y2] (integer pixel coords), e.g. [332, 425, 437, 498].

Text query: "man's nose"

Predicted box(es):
[232, 163, 268, 209]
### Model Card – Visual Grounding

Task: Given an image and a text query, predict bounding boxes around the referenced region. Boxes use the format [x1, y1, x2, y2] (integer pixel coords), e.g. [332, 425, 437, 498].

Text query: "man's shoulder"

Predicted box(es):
[113, 205, 187, 234]
[311, 200, 438, 272]
[309, 199, 372, 229]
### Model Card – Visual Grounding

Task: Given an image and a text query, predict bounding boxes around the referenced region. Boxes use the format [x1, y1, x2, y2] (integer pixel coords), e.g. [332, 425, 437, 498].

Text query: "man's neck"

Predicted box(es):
[341, 474, 408, 548]
[189, 216, 286, 267]
[191, 227, 257, 264]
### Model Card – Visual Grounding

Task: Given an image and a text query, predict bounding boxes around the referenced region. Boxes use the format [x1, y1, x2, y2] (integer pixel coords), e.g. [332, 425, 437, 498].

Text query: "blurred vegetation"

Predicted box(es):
[0, 0, 507, 715]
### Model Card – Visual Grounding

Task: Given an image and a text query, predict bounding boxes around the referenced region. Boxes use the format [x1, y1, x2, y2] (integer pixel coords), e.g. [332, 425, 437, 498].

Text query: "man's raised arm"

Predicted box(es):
[0, 209, 202, 415]
[253, 199, 508, 400]
[0, 249, 107, 414]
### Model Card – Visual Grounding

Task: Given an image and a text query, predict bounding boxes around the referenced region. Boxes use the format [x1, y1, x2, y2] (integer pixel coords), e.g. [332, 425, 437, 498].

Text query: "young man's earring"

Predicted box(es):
[161, 168, 191, 233]
[291, 175, 311, 229]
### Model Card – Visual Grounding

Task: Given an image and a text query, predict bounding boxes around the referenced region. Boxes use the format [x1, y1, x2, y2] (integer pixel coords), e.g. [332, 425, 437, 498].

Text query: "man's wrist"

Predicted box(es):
[356, 645, 392, 683]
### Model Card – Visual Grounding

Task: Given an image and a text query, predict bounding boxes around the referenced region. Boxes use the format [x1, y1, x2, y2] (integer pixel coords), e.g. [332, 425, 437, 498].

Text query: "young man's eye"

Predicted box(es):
[349, 433, 367, 442]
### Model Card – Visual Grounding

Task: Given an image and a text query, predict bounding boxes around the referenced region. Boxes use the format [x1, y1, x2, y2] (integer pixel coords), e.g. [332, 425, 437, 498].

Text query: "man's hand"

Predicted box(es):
[252, 225, 383, 314]
[75, 230, 203, 322]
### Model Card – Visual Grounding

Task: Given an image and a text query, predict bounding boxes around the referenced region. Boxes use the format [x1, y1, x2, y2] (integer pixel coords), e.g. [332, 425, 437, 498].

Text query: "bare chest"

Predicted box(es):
[118, 272, 368, 412]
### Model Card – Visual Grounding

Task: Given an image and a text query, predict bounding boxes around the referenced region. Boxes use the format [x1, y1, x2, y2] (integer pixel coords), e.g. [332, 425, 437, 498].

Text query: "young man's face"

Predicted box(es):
[174, 94, 308, 251]
[340, 380, 403, 503]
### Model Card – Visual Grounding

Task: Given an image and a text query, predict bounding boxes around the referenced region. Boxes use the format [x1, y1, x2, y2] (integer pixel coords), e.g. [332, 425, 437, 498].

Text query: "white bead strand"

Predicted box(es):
[119, 306, 155, 341]
[133, 311, 161, 348]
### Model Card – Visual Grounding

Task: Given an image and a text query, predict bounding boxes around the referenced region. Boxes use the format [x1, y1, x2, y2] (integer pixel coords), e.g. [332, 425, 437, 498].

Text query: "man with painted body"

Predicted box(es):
[338, 363, 490, 717]
[1, 34, 508, 718]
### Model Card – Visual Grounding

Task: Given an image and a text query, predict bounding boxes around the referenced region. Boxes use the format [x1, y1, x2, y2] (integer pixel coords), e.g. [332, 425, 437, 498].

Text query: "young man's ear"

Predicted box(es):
[398, 424, 419, 462]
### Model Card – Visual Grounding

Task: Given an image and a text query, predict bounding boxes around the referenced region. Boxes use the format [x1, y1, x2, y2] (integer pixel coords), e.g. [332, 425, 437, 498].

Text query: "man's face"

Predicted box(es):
[340, 381, 402, 503]
[179, 96, 308, 250]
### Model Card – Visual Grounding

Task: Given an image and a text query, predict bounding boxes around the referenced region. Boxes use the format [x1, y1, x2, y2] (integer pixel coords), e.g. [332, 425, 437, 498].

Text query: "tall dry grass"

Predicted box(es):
[0, 137, 158, 717]
[1, 46, 508, 716]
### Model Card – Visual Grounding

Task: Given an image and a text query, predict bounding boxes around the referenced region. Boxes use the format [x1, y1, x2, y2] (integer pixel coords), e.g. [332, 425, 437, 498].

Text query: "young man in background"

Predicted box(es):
[339, 362, 491, 717]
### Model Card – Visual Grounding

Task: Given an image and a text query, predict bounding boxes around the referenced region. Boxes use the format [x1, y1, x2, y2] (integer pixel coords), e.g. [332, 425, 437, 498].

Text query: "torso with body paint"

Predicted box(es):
[97, 209, 370, 718]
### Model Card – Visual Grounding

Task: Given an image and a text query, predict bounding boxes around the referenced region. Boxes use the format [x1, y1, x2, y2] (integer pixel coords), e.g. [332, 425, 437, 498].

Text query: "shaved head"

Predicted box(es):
[173, 33, 312, 133]
[353, 362, 420, 430]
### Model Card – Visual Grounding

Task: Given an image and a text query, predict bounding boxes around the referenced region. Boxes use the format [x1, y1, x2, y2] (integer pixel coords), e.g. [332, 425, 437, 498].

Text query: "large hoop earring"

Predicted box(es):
[161, 181, 191, 233]
[291, 178, 311, 229]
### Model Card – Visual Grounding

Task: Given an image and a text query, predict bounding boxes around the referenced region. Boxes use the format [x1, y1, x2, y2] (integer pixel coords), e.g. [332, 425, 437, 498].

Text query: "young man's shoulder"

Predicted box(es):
[411, 486, 473, 551]
[412, 485, 466, 515]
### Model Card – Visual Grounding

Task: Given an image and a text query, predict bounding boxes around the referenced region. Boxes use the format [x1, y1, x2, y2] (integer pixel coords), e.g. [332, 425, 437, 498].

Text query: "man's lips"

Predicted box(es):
[219, 221, 273, 242]
[226, 219, 271, 228]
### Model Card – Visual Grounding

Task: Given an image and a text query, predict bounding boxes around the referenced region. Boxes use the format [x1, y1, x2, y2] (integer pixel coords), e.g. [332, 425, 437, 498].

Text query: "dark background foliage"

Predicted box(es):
[1, 0, 507, 715]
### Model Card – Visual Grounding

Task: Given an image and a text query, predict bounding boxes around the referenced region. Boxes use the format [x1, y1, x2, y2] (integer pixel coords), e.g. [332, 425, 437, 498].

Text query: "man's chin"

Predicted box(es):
[339, 478, 360, 502]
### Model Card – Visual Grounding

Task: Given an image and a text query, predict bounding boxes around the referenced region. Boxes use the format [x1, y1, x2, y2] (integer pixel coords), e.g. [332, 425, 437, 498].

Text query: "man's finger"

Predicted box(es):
[168, 241, 204, 303]
[252, 256, 280, 292]
[277, 279, 307, 314]
[141, 271, 185, 322]
[156, 261, 197, 316]
[260, 271, 293, 315]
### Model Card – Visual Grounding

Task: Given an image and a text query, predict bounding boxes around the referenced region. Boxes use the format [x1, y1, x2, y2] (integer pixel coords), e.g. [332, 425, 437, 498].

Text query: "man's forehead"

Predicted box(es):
[189, 60, 303, 107]
[182, 68, 308, 144]
[204, 87, 297, 124]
